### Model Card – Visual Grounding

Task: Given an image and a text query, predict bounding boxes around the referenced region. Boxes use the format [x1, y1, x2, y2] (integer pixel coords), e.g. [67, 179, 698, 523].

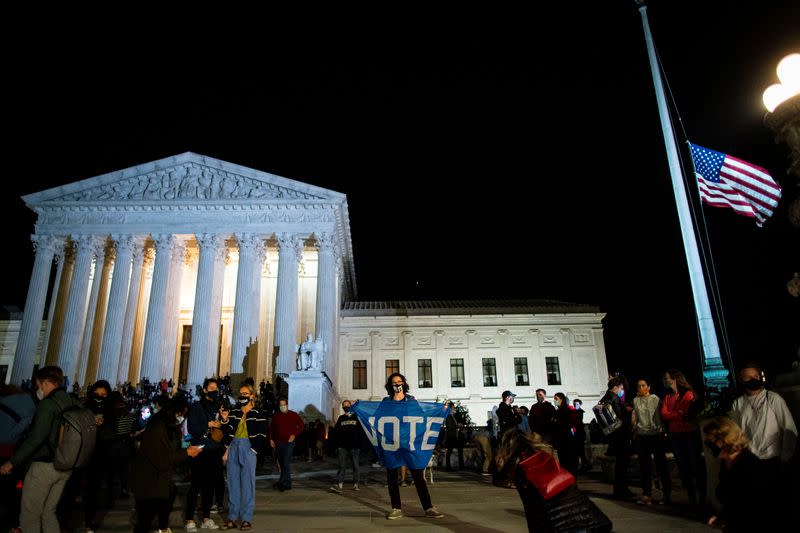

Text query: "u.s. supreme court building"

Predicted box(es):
[3, 153, 610, 423]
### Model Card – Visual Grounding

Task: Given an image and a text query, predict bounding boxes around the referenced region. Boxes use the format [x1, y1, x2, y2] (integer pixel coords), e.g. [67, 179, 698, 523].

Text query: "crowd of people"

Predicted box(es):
[0, 360, 797, 532]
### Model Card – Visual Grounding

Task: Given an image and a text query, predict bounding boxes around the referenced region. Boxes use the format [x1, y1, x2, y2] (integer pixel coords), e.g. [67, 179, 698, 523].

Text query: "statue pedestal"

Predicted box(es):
[286, 370, 336, 424]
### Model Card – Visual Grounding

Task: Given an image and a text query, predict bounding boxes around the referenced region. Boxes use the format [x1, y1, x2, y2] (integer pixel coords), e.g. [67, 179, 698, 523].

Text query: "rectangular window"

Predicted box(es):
[482, 357, 497, 387]
[450, 358, 465, 387]
[514, 357, 530, 386]
[546, 357, 562, 385]
[385, 359, 399, 379]
[353, 360, 367, 389]
[418, 359, 433, 388]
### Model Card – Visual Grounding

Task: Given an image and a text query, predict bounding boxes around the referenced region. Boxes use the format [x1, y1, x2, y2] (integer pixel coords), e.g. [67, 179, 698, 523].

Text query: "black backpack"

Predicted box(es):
[51, 395, 98, 471]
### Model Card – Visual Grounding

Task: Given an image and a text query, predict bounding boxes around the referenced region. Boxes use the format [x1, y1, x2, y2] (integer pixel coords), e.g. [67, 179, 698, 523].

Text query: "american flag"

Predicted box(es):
[689, 143, 781, 227]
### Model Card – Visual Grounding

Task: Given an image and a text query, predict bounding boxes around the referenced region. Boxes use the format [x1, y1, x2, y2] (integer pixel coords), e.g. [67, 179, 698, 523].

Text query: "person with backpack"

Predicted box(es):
[0, 366, 86, 533]
[598, 376, 635, 500]
[0, 383, 36, 533]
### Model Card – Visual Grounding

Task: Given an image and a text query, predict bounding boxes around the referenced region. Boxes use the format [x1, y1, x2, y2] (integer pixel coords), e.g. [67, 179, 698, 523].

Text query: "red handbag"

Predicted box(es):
[518, 451, 576, 500]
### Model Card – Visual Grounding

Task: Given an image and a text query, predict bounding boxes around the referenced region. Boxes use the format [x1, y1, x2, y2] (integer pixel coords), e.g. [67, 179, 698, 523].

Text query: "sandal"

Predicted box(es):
[221, 520, 238, 530]
[240, 522, 252, 531]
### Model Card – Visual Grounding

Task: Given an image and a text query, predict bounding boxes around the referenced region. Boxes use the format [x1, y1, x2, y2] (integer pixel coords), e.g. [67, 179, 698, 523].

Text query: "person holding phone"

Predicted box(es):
[134, 396, 203, 533]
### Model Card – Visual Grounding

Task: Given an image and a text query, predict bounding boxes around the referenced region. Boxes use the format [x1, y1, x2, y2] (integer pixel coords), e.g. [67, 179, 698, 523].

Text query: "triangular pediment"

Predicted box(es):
[24, 152, 344, 205]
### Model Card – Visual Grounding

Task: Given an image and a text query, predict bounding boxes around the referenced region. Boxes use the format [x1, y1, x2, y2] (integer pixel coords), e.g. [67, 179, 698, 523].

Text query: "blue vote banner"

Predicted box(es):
[351, 399, 448, 469]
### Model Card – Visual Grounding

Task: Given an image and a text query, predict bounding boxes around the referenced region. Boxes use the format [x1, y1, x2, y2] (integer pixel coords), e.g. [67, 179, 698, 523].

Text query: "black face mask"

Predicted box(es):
[238, 396, 251, 406]
[206, 391, 219, 401]
[342, 406, 350, 413]
[743, 379, 763, 391]
[705, 442, 722, 458]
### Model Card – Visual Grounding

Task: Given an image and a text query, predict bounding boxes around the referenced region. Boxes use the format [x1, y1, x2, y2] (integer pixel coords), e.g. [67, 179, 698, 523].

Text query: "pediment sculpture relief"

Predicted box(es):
[55, 164, 324, 202]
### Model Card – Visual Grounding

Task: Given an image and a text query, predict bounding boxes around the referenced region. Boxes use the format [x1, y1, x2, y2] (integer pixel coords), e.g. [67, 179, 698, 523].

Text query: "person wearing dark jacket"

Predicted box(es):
[133, 396, 202, 533]
[184, 378, 226, 532]
[0, 383, 36, 533]
[702, 416, 780, 532]
[528, 389, 556, 443]
[443, 401, 465, 471]
[328, 399, 362, 493]
[1, 366, 80, 533]
[219, 384, 267, 531]
[496, 429, 612, 533]
[601, 377, 634, 500]
[496, 391, 521, 439]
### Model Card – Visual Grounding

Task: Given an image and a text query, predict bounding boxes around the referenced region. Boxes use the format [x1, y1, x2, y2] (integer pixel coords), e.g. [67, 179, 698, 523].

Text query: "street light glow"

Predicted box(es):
[763, 53, 800, 112]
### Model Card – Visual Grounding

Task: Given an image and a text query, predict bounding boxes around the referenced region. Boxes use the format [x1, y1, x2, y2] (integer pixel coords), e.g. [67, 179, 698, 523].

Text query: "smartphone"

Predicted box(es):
[197, 444, 206, 449]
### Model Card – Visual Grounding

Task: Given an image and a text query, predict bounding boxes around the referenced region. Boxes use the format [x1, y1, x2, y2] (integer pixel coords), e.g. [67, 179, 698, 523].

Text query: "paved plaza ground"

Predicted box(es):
[72, 454, 713, 532]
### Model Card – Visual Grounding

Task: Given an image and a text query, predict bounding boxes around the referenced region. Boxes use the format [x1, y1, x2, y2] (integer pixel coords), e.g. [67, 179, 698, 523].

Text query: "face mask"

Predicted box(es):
[175, 415, 185, 425]
[343, 406, 351, 413]
[705, 442, 722, 458]
[36, 389, 45, 401]
[95, 397, 107, 404]
[238, 396, 251, 405]
[142, 411, 151, 420]
[279, 405, 288, 414]
[617, 389, 625, 398]
[743, 379, 763, 391]
[207, 391, 219, 401]
[393, 384, 403, 393]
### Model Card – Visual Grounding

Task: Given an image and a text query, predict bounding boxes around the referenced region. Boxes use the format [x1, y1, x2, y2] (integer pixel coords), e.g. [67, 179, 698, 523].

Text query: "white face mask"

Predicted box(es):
[36, 389, 45, 401]
[279, 405, 288, 414]
[393, 384, 403, 393]
[175, 415, 185, 425]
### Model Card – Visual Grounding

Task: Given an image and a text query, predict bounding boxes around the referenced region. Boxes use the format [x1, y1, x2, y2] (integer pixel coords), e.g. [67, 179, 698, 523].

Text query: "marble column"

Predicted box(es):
[76, 240, 108, 387]
[207, 246, 229, 378]
[314, 233, 337, 377]
[273, 234, 303, 377]
[128, 248, 154, 383]
[11, 235, 61, 384]
[187, 234, 224, 390]
[140, 234, 174, 382]
[57, 235, 99, 382]
[85, 244, 114, 385]
[40, 241, 67, 367]
[116, 238, 147, 385]
[96, 235, 135, 383]
[160, 238, 187, 380]
[230, 234, 263, 377]
[46, 244, 75, 365]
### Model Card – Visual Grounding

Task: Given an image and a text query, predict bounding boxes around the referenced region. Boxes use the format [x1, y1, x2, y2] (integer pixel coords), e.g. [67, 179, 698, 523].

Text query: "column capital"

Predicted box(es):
[152, 234, 175, 251]
[110, 234, 136, 255]
[314, 232, 336, 253]
[142, 246, 156, 266]
[130, 237, 148, 262]
[234, 233, 264, 255]
[276, 233, 304, 262]
[196, 233, 225, 251]
[31, 234, 63, 256]
[171, 239, 188, 266]
[72, 234, 100, 255]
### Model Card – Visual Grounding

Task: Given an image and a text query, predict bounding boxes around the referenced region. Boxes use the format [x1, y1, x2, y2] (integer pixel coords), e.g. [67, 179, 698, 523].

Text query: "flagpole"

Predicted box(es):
[635, 1, 730, 390]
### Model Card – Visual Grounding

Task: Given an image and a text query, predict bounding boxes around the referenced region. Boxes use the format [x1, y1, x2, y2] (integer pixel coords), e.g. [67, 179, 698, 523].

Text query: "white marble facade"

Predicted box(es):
[10, 153, 354, 400]
[337, 302, 610, 424]
[7, 153, 612, 426]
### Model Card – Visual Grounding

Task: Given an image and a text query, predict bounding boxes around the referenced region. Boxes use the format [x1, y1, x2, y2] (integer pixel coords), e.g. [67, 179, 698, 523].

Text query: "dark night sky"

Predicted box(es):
[2, 2, 798, 389]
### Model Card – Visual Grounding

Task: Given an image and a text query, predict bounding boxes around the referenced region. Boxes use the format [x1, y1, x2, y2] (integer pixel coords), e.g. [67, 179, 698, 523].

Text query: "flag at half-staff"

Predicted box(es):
[689, 143, 782, 227]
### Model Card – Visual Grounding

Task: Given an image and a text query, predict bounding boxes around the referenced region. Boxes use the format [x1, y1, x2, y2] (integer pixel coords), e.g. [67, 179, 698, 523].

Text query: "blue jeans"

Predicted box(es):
[227, 438, 257, 522]
[336, 448, 360, 485]
[277, 442, 295, 489]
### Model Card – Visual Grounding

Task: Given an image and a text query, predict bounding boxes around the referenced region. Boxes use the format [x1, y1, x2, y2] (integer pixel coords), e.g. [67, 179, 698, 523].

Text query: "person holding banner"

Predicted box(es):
[351, 372, 445, 520]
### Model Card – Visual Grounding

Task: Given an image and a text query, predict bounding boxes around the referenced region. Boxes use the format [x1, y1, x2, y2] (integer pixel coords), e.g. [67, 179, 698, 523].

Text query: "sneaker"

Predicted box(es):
[200, 518, 220, 530]
[400, 481, 408, 487]
[371, 462, 382, 468]
[353, 484, 359, 491]
[425, 507, 445, 519]
[185, 521, 198, 533]
[386, 508, 404, 520]
[210, 504, 218, 513]
[157, 529, 174, 533]
[637, 495, 653, 506]
[329, 484, 343, 494]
